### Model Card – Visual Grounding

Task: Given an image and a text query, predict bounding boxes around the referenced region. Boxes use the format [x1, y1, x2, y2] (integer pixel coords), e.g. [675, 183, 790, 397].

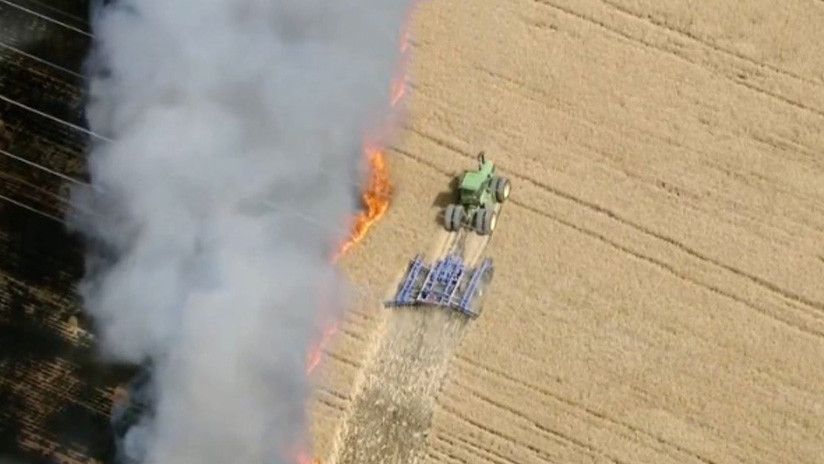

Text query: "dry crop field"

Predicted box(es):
[2, 0, 824, 464]
[313, 1, 824, 463]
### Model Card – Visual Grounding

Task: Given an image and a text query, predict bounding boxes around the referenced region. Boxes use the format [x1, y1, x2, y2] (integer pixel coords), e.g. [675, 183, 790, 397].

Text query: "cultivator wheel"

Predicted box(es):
[491, 175, 511, 203]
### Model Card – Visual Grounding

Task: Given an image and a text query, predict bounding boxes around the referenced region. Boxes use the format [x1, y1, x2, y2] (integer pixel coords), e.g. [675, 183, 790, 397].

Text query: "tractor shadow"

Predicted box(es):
[430, 174, 459, 226]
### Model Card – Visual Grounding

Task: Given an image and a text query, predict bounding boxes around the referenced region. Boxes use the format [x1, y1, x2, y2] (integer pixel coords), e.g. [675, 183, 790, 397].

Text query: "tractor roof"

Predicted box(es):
[460, 161, 494, 190]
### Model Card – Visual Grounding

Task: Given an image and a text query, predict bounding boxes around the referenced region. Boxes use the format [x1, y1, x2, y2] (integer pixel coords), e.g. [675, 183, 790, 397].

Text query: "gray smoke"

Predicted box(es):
[67, 0, 415, 463]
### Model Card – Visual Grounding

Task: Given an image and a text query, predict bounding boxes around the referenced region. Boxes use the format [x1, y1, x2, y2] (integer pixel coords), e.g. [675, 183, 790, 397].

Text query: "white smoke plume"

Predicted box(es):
[67, 0, 415, 463]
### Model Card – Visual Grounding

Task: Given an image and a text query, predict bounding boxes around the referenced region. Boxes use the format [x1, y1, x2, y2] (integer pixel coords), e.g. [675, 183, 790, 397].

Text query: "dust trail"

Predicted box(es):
[66, 1, 415, 463]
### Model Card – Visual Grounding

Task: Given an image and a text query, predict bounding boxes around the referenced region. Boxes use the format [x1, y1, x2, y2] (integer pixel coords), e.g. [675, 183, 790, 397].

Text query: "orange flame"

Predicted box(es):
[305, 323, 340, 375]
[298, 3, 420, 462]
[390, 74, 407, 107]
[298, 147, 392, 464]
[297, 453, 319, 464]
[304, 145, 392, 376]
[332, 148, 393, 261]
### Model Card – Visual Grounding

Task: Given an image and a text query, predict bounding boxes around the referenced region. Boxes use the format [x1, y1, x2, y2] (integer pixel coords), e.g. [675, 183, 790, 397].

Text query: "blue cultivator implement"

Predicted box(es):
[385, 253, 494, 318]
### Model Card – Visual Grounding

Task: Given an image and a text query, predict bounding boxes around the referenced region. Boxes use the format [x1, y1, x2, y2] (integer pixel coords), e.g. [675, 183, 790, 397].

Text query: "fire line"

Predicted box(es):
[298, 4, 422, 463]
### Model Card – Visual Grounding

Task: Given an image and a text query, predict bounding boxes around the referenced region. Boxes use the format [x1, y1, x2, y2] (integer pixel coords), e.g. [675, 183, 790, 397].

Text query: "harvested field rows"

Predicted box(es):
[312, 1, 824, 464]
[2, 0, 824, 463]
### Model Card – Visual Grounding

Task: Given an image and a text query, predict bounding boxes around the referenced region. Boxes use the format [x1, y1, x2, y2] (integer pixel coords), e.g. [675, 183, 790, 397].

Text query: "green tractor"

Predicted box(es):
[443, 151, 511, 235]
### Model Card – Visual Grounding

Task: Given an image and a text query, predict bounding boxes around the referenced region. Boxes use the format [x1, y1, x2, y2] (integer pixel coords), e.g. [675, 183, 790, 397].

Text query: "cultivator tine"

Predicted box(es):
[385, 254, 426, 307]
[385, 253, 494, 319]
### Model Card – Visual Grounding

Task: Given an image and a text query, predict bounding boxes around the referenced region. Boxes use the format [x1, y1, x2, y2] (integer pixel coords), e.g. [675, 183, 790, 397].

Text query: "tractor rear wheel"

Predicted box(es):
[483, 209, 497, 235]
[472, 209, 484, 232]
[444, 204, 455, 231]
[492, 176, 511, 203]
[476, 209, 497, 235]
[452, 205, 465, 231]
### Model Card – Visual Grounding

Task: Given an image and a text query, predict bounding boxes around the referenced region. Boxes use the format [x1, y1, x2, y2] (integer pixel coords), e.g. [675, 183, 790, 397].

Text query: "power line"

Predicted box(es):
[18, 0, 89, 24]
[0, 90, 395, 195]
[0, 192, 67, 224]
[0, 192, 388, 303]
[0, 94, 110, 141]
[0, 0, 93, 37]
[0, 147, 87, 185]
[0, 41, 86, 79]
[0, 145, 376, 242]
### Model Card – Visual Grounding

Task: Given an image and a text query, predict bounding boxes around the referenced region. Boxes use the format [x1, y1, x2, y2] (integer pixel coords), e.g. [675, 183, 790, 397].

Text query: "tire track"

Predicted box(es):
[514, 196, 824, 338]
[579, 141, 824, 242]
[315, 396, 346, 414]
[426, 448, 470, 464]
[530, 0, 824, 119]
[324, 351, 362, 370]
[319, 308, 391, 464]
[327, 163, 502, 463]
[436, 402, 581, 464]
[322, 262, 468, 464]
[453, 355, 723, 464]
[508, 172, 824, 319]
[431, 433, 528, 464]
[315, 387, 350, 409]
[440, 385, 631, 464]
[598, 0, 824, 87]
[470, 64, 824, 238]
[336, 325, 367, 343]
[473, 61, 824, 187]
[404, 127, 475, 160]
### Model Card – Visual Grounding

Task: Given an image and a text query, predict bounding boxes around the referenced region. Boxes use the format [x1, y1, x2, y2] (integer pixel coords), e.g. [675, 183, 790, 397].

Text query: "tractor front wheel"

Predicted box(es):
[492, 176, 511, 203]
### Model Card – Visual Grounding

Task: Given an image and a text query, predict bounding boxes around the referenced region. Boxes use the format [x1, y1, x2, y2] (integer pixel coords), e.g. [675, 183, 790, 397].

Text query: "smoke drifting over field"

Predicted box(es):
[67, 0, 414, 463]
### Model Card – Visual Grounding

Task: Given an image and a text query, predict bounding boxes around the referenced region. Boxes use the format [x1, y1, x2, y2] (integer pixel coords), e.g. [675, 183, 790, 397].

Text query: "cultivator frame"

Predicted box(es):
[385, 253, 494, 318]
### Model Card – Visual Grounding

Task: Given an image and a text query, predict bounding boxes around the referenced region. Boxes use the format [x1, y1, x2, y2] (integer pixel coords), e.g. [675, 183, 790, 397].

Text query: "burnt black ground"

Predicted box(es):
[0, 1, 136, 463]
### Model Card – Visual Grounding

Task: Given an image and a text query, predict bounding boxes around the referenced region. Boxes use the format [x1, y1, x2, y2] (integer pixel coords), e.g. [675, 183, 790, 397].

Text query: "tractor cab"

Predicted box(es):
[458, 152, 495, 207]
[443, 151, 511, 235]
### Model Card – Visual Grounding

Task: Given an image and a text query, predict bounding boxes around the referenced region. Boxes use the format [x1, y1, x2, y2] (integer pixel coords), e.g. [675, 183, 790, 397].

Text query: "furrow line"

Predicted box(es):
[324, 350, 362, 370]
[454, 355, 729, 464]
[443, 379, 630, 464]
[394, 134, 824, 335]
[598, 0, 824, 87]
[437, 402, 568, 464]
[433, 432, 523, 464]
[511, 198, 824, 337]
[533, 0, 824, 119]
